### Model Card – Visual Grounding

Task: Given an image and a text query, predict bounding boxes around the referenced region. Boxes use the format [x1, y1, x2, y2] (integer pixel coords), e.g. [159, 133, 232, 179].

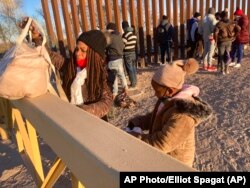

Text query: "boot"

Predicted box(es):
[225, 65, 229, 74]
[221, 63, 225, 75]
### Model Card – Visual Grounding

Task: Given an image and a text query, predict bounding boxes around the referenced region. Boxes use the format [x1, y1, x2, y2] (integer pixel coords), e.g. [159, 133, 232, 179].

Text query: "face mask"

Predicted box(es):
[76, 58, 87, 69]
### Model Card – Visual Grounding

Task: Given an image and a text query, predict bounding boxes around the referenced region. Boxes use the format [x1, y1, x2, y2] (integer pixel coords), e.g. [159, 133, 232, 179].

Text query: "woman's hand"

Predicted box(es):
[18, 17, 41, 39]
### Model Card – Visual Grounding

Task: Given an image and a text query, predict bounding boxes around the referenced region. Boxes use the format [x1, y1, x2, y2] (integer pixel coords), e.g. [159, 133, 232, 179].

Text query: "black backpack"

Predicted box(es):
[156, 24, 169, 43]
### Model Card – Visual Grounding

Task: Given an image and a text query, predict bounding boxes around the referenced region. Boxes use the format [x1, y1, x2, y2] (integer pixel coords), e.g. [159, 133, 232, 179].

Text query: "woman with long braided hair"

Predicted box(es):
[23, 22, 113, 120]
[63, 30, 113, 121]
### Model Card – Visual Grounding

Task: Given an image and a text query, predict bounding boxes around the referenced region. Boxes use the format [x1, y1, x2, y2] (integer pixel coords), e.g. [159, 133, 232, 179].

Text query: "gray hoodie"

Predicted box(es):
[199, 14, 218, 42]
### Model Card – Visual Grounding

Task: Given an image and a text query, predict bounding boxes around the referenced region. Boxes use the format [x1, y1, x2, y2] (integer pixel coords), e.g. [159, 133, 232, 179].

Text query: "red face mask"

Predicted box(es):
[76, 58, 87, 69]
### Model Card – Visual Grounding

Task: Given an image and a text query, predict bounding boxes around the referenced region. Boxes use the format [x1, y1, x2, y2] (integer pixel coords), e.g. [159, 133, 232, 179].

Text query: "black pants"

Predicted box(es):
[160, 42, 171, 63]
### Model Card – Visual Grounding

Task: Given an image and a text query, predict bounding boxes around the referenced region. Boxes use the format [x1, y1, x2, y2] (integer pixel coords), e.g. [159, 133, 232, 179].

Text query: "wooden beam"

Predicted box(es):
[12, 94, 194, 187]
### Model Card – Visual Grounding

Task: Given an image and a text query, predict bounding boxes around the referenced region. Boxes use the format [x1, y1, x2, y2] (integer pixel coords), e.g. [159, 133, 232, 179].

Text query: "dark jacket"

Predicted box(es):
[214, 19, 241, 43]
[106, 32, 124, 61]
[236, 15, 249, 44]
[156, 22, 175, 44]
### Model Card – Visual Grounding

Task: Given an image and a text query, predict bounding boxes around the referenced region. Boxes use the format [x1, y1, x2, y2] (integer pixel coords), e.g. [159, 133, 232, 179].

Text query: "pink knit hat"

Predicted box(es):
[152, 58, 199, 89]
[234, 8, 243, 16]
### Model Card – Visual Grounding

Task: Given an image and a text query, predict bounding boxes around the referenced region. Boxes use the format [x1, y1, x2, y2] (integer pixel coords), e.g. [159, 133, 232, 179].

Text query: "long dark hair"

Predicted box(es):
[63, 46, 106, 101]
[85, 47, 106, 101]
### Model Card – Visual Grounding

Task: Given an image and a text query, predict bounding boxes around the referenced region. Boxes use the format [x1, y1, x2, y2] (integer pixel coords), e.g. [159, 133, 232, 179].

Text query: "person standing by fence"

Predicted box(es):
[214, 11, 241, 74]
[229, 8, 249, 68]
[106, 22, 128, 99]
[199, 7, 218, 71]
[122, 21, 137, 89]
[156, 15, 175, 64]
[187, 12, 202, 58]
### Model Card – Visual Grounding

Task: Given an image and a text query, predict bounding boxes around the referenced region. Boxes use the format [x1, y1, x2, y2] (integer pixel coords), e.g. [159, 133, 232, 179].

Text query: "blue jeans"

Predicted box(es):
[231, 43, 244, 64]
[124, 52, 137, 87]
[108, 59, 128, 95]
[203, 40, 216, 67]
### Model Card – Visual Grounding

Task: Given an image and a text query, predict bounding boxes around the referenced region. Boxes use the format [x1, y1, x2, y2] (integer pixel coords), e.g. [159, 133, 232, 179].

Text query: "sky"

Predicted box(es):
[22, 0, 42, 17]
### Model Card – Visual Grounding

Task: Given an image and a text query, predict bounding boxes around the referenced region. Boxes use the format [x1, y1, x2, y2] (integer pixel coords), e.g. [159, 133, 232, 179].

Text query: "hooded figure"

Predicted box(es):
[128, 58, 213, 167]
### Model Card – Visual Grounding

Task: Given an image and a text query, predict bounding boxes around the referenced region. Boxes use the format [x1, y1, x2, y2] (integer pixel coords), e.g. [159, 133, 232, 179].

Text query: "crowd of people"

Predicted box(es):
[13, 6, 249, 168]
[187, 7, 249, 74]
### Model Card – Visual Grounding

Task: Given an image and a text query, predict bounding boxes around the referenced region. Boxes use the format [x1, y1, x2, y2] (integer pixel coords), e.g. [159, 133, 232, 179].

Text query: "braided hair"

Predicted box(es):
[85, 47, 107, 101]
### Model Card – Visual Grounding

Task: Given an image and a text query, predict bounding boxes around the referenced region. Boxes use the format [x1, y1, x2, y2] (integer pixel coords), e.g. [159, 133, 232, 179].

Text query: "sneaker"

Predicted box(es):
[234, 64, 241, 68]
[207, 66, 217, 72]
[203, 66, 208, 70]
[222, 71, 226, 75]
[128, 86, 137, 90]
[228, 62, 236, 67]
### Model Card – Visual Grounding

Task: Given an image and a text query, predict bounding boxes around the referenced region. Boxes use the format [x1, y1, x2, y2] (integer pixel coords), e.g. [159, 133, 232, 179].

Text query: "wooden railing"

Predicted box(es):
[41, 0, 250, 65]
[0, 94, 194, 187]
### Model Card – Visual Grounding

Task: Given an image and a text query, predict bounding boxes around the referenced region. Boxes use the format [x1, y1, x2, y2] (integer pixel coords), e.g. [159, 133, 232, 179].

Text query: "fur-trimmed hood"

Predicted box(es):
[173, 96, 213, 123]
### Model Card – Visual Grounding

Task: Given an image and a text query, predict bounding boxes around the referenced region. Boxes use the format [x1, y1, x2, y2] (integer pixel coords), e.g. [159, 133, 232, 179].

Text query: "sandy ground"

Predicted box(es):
[1, 51, 250, 187]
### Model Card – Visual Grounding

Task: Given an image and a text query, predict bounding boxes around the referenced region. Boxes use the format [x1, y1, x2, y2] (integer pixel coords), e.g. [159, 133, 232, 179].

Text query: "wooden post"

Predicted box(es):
[51, 0, 66, 57]
[173, 0, 179, 59]
[212, 0, 217, 10]
[70, 0, 80, 39]
[113, 0, 121, 33]
[96, 0, 105, 30]
[145, 0, 152, 64]
[206, 0, 210, 14]
[105, 0, 112, 23]
[88, 0, 96, 29]
[218, 0, 223, 12]
[137, 0, 145, 67]
[180, 0, 185, 58]
[152, 0, 158, 63]
[159, 0, 164, 18]
[121, 0, 128, 21]
[167, 0, 172, 22]
[186, 0, 191, 20]
[200, 0, 205, 18]
[61, 0, 75, 55]
[230, 0, 235, 20]
[129, 0, 136, 30]
[193, 0, 197, 13]
[224, 0, 229, 9]
[41, 0, 56, 46]
[236, 0, 241, 8]
[242, 0, 246, 14]
[78, 0, 88, 31]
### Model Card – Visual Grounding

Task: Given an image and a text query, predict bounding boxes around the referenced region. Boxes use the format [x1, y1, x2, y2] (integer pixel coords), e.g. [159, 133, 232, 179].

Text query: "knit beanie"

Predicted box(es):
[77, 30, 107, 59]
[106, 22, 117, 31]
[122, 21, 129, 29]
[152, 58, 199, 89]
[234, 8, 243, 16]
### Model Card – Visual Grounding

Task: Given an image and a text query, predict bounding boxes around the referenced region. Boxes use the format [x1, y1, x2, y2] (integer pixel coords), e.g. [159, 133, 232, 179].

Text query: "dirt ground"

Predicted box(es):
[1, 51, 250, 187]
